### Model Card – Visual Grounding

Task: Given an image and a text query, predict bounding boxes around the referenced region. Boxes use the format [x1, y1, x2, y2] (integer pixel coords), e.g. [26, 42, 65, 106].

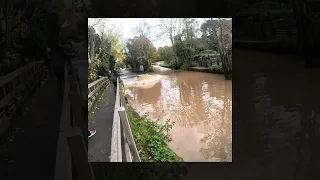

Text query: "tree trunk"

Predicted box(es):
[215, 18, 230, 79]
[0, 8, 5, 33]
[291, 0, 314, 58]
[4, 0, 12, 54]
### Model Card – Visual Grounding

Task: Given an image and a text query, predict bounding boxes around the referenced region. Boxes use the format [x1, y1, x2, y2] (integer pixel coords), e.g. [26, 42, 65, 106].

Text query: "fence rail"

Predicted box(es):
[54, 62, 95, 180]
[0, 61, 47, 137]
[88, 77, 109, 111]
[110, 77, 141, 162]
[275, 28, 298, 38]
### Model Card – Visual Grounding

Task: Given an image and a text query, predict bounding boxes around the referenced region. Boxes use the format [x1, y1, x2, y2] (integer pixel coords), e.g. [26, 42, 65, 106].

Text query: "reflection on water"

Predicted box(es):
[125, 66, 232, 162]
[232, 50, 320, 179]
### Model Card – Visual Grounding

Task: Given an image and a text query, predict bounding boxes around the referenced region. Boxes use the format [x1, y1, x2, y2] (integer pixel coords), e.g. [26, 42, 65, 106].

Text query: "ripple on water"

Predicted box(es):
[127, 70, 232, 162]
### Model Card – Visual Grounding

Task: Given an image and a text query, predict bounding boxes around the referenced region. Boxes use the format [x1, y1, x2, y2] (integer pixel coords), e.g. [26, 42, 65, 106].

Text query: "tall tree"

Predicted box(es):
[200, 19, 219, 51]
[155, 18, 183, 47]
[132, 19, 152, 41]
[214, 18, 232, 79]
[125, 35, 157, 72]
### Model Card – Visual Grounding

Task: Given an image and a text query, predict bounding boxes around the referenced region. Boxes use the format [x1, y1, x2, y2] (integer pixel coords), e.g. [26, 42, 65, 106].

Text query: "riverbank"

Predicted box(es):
[188, 66, 223, 74]
[158, 63, 232, 79]
[126, 106, 184, 162]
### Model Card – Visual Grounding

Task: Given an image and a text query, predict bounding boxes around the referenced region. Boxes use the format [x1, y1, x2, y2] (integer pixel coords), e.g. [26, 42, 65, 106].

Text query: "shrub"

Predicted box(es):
[209, 65, 224, 74]
[180, 62, 191, 70]
[127, 106, 184, 162]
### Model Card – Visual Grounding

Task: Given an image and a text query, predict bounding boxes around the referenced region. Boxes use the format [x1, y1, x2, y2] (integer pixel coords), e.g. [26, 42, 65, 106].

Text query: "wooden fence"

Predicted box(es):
[54, 62, 95, 180]
[0, 59, 96, 179]
[110, 77, 141, 162]
[0, 61, 47, 137]
[88, 77, 109, 111]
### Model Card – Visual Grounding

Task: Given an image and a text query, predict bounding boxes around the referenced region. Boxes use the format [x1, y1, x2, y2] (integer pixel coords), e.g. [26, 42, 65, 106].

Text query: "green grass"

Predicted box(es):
[127, 106, 184, 162]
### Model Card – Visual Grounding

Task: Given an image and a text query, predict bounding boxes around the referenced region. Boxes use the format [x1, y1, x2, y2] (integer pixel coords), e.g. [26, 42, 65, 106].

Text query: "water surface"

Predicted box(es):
[122, 66, 232, 162]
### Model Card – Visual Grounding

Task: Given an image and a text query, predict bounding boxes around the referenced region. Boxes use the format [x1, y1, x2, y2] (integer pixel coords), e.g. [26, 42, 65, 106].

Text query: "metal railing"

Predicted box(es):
[54, 62, 95, 180]
[110, 77, 141, 162]
[0, 61, 47, 137]
[88, 77, 109, 111]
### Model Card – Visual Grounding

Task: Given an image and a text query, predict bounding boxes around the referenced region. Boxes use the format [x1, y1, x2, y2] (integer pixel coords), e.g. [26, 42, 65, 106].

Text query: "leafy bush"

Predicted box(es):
[209, 65, 224, 74]
[180, 62, 191, 70]
[127, 106, 184, 162]
[199, 49, 215, 54]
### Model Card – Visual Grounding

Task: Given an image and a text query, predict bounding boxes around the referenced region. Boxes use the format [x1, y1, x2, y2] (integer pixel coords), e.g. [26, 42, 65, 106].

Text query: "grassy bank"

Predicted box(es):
[127, 106, 183, 162]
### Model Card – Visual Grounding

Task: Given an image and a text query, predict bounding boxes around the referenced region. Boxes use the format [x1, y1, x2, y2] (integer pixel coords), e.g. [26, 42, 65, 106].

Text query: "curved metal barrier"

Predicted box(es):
[0, 61, 47, 137]
[54, 62, 95, 180]
[88, 77, 109, 111]
[110, 77, 141, 162]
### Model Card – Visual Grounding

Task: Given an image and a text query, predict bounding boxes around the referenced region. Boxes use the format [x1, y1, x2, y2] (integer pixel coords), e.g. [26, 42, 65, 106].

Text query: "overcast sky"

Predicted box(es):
[89, 18, 208, 49]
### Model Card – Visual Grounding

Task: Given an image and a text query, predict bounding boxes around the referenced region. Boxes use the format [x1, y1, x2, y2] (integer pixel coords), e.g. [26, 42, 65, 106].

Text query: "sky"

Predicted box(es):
[89, 18, 207, 49]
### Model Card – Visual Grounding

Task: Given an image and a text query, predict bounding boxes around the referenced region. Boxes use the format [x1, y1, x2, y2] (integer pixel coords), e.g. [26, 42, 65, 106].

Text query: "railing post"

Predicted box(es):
[110, 77, 122, 162]
[70, 92, 88, 148]
[88, 77, 109, 111]
[118, 110, 141, 162]
[0, 61, 46, 137]
[54, 133, 72, 180]
[68, 67, 88, 148]
[65, 128, 95, 180]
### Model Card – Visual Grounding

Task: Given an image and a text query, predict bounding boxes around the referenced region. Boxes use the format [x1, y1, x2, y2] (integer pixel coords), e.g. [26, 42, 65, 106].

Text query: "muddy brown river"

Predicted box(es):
[122, 66, 232, 162]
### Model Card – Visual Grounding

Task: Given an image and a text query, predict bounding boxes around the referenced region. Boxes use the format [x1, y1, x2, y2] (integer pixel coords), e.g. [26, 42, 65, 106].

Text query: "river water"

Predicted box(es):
[229, 50, 320, 179]
[121, 65, 232, 162]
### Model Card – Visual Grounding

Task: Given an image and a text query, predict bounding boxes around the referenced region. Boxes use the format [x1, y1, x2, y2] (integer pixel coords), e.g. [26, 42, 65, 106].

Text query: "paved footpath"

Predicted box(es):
[0, 76, 63, 180]
[0, 41, 88, 180]
[88, 84, 116, 162]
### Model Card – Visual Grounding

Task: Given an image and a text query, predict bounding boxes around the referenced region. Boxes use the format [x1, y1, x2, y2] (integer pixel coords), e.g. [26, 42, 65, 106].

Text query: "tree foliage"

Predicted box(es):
[214, 18, 232, 79]
[88, 24, 123, 82]
[158, 46, 175, 64]
[87, 18, 127, 82]
[0, 0, 89, 75]
[155, 18, 232, 79]
[124, 35, 158, 72]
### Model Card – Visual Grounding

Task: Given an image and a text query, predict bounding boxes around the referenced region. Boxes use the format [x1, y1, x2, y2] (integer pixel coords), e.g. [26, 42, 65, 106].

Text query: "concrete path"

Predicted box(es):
[0, 76, 63, 180]
[0, 40, 88, 180]
[88, 84, 116, 162]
